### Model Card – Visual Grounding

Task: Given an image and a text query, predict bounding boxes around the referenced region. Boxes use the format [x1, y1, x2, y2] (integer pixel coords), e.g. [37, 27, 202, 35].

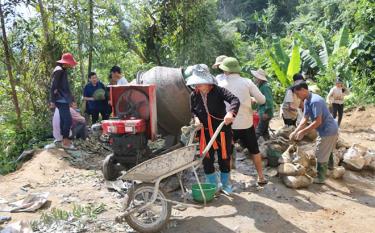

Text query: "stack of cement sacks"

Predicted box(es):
[342, 144, 375, 171]
[278, 145, 316, 188]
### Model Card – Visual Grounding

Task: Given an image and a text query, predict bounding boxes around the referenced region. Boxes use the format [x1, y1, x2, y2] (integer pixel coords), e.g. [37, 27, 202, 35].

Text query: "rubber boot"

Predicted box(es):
[220, 172, 233, 195]
[314, 162, 328, 184]
[205, 172, 218, 190]
[328, 153, 335, 170]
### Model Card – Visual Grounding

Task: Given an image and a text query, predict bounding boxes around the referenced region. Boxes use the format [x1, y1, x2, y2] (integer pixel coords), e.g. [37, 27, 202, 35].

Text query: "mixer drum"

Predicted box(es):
[137, 66, 192, 136]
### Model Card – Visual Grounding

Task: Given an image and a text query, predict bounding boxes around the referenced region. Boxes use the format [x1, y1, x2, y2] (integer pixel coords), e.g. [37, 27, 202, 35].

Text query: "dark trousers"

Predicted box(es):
[55, 102, 72, 139]
[202, 129, 232, 174]
[282, 115, 297, 126]
[256, 117, 271, 140]
[332, 103, 344, 126]
[72, 122, 88, 140]
[90, 109, 109, 124]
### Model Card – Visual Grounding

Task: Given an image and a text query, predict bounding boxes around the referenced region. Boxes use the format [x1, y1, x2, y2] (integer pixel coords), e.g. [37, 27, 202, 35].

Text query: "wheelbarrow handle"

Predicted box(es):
[201, 121, 225, 157]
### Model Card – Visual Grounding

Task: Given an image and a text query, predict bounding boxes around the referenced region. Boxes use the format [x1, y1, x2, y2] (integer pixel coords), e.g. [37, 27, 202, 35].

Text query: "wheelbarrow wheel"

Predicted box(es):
[125, 183, 171, 233]
[102, 154, 120, 181]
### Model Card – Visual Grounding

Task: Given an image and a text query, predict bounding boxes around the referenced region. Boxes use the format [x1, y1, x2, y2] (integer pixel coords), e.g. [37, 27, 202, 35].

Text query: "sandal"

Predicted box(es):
[257, 177, 268, 186]
[62, 144, 77, 150]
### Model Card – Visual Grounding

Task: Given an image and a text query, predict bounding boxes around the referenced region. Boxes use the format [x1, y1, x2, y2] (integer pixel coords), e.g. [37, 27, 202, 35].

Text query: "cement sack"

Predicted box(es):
[343, 144, 367, 170]
[283, 175, 313, 189]
[278, 163, 306, 176]
[278, 145, 296, 164]
[293, 147, 311, 168]
[331, 166, 346, 179]
[304, 129, 318, 141]
[367, 161, 375, 171]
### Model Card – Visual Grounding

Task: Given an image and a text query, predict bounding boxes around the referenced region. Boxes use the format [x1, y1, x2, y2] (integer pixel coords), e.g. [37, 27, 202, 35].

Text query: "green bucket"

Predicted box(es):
[191, 183, 216, 203]
[267, 145, 283, 167]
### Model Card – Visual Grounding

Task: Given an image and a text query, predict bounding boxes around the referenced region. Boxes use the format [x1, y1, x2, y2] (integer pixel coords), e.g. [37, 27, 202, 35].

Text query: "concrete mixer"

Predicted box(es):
[101, 67, 192, 180]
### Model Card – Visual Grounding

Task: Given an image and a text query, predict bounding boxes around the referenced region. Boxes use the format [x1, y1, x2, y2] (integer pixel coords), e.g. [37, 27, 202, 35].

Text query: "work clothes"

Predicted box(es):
[50, 65, 73, 104]
[218, 73, 265, 129]
[256, 81, 273, 139]
[332, 103, 344, 126]
[281, 88, 301, 125]
[190, 85, 240, 174]
[304, 93, 338, 137]
[55, 102, 72, 139]
[233, 126, 260, 155]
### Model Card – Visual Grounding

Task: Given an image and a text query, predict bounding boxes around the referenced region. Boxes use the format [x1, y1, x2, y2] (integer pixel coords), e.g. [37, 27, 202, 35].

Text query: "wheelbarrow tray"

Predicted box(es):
[120, 145, 197, 183]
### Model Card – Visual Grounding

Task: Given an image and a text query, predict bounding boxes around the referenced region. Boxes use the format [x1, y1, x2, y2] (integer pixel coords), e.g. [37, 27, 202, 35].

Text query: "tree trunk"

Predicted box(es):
[73, 0, 86, 89]
[38, 0, 54, 69]
[88, 0, 93, 74]
[0, 2, 23, 130]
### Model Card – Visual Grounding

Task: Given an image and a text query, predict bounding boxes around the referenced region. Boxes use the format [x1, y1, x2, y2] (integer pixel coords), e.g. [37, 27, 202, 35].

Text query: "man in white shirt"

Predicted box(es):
[110, 66, 128, 85]
[280, 73, 304, 126]
[212, 55, 228, 83]
[218, 57, 268, 185]
[327, 78, 349, 126]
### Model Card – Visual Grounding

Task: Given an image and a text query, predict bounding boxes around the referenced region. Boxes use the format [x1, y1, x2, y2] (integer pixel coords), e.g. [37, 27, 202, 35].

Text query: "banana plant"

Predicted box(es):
[267, 38, 301, 87]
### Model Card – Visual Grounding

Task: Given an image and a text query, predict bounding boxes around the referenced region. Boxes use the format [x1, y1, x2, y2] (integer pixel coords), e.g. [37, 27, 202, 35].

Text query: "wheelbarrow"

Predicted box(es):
[117, 121, 225, 233]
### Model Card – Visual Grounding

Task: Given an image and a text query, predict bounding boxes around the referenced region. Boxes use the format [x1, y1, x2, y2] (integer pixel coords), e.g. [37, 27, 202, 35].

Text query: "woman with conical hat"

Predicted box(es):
[187, 64, 240, 195]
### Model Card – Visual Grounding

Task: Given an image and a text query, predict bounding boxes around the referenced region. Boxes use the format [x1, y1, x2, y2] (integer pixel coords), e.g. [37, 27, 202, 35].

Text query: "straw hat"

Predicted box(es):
[212, 55, 228, 69]
[186, 64, 216, 86]
[251, 69, 267, 81]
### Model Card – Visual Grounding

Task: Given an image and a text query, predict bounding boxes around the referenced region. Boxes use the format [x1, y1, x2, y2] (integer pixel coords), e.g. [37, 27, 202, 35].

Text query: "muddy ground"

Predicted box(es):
[1, 107, 374, 233]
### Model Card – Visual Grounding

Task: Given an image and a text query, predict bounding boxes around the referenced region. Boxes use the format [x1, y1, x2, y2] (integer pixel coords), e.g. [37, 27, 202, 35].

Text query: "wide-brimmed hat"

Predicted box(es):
[212, 55, 228, 69]
[57, 53, 78, 66]
[219, 57, 241, 73]
[186, 64, 216, 86]
[251, 69, 267, 81]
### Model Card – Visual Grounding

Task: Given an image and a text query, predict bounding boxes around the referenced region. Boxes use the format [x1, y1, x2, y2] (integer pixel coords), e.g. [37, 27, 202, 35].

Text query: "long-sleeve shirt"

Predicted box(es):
[218, 73, 265, 129]
[327, 86, 349, 105]
[190, 85, 240, 130]
[70, 108, 86, 127]
[257, 82, 274, 118]
[50, 65, 73, 104]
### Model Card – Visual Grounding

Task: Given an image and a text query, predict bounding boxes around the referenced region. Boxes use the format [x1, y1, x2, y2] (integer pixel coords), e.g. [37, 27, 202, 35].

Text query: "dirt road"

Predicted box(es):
[1, 107, 374, 233]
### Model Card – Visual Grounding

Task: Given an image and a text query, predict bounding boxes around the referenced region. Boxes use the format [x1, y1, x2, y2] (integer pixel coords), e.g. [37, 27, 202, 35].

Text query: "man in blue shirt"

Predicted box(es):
[290, 81, 338, 184]
[83, 72, 110, 124]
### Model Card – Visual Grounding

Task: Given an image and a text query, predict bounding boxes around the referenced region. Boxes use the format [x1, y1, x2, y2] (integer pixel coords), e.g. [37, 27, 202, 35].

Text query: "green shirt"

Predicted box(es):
[257, 82, 274, 118]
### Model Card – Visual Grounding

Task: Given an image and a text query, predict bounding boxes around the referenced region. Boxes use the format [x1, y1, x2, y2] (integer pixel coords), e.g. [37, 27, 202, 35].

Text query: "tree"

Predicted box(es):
[88, 0, 93, 74]
[0, 0, 22, 130]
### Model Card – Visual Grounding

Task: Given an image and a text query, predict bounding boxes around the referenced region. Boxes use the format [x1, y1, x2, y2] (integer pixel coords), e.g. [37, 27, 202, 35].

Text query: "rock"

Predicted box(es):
[336, 137, 350, 149]
[276, 125, 296, 139]
[293, 147, 311, 168]
[160, 175, 180, 193]
[331, 166, 345, 179]
[283, 175, 313, 189]
[357, 106, 366, 112]
[343, 144, 367, 170]
[278, 163, 306, 176]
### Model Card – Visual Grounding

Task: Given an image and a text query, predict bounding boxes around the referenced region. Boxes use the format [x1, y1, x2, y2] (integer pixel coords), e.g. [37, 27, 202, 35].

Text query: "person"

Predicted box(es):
[50, 53, 77, 150]
[327, 77, 349, 126]
[83, 72, 110, 124]
[187, 64, 240, 195]
[280, 73, 304, 126]
[70, 101, 88, 139]
[110, 66, 128, 85]
[218, 57, 268, 185]
[251, 69, 274, 140]
[52, 101, 87, 142]
[212, 55, 228, 83]
[52, 108, 63, 143]
[289, 81, 338, 184]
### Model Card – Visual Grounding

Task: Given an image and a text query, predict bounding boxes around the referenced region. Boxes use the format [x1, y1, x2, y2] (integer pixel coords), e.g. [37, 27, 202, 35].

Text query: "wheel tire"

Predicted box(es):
[102, 154, 120, 181]
[125, 183, 172, 233]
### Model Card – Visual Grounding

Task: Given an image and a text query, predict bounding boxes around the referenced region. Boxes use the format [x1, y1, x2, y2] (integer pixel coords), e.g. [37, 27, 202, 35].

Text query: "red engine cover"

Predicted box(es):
[102, 119, 146, 135]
